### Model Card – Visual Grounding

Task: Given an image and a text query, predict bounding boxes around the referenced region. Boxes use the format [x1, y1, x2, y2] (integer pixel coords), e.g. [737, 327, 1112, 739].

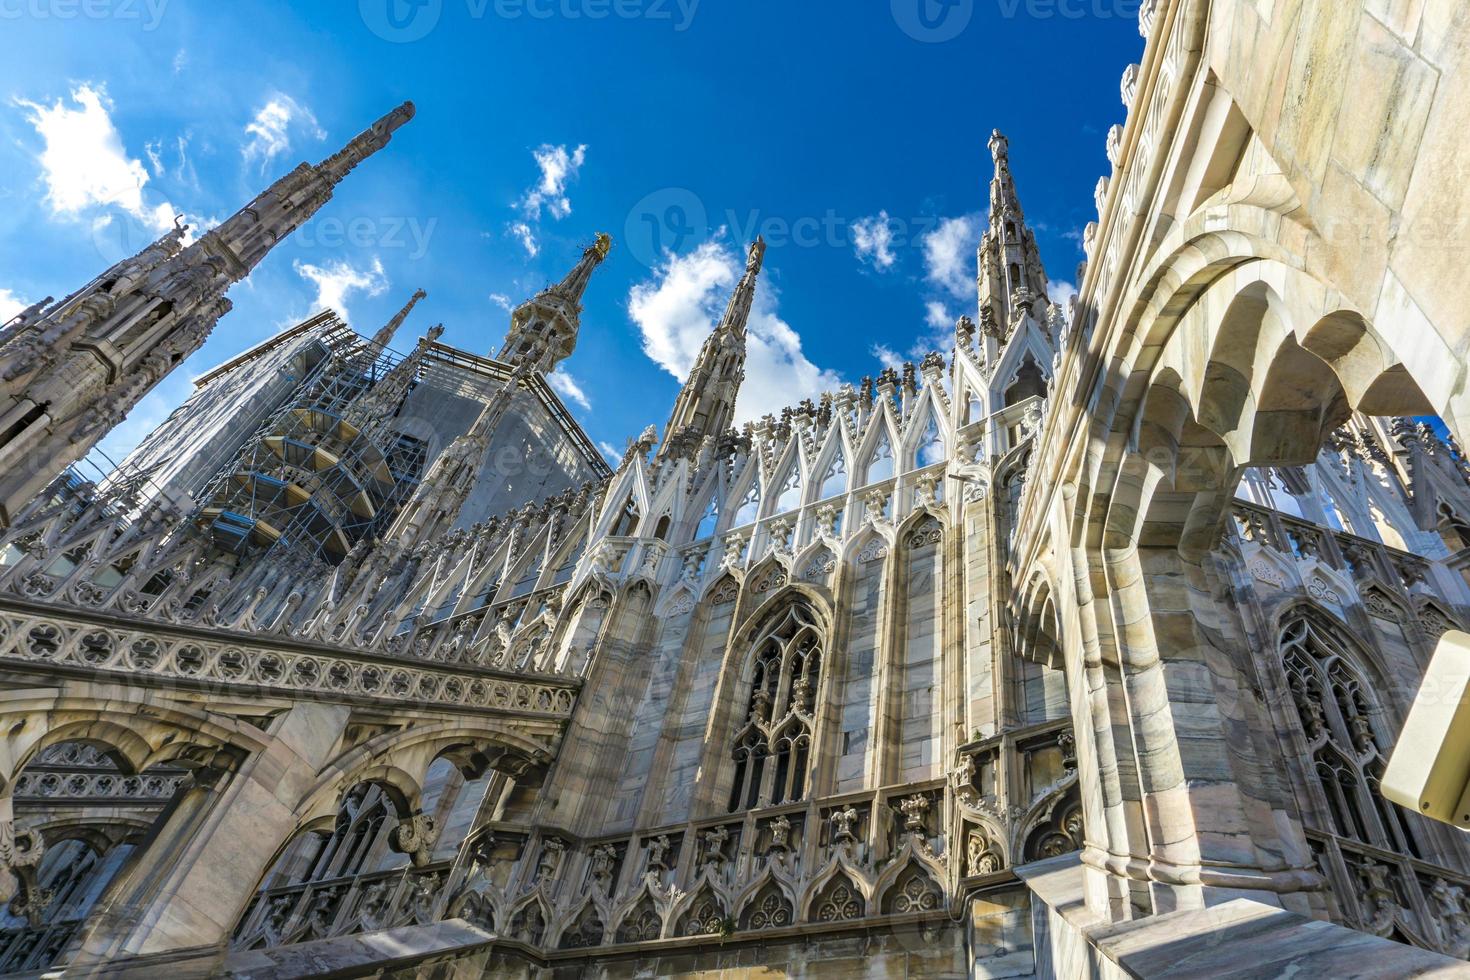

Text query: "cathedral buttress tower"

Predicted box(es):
[386, 234, 611, 550]
[0, 101, 416, 526]
[658, 237, 764, 461]
[976, 130, 1049, 365]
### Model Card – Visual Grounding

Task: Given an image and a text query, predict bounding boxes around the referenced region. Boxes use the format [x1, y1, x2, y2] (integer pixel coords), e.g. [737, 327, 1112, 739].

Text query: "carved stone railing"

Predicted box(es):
[12, 769, 185, 803]
[1308, 830, 1470, 960]
[0, 599, 578, 719]
[229, 780, 995, 957]
[232, 862, 454, 952]
[0, 918, 84, 974]
[1232, 501, 1440, 598]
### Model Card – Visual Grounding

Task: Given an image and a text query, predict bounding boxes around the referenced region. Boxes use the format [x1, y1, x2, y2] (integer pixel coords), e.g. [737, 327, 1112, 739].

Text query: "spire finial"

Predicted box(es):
[498, 232, 612, 370]
[989, 129, 1009, 167]
[747, 236, 766, 275]
[315, 100, 416, 187]
[371, 288, 427, 350]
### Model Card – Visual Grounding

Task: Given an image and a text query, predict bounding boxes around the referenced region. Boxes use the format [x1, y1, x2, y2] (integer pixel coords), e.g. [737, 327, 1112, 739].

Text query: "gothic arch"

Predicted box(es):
[673, 883, 728, 937]
[609, 879, 666, 943]
[721, 596, 828, 812]
[0, 687, 268, 793]
[295, 722, 553, 828]
[801, 866, 867, 923]
[735, 877, 796, 930]
[874, 856, 944, 916]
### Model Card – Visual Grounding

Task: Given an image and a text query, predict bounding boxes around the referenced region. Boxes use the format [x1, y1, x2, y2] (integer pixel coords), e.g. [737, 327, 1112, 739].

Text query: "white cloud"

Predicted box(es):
[548, 369, 591, 411]
[15, 83, 176, 234]
[597, 440, 621, 463]
[1047, 279, 1078, 308]
[0, 289, 28, 323]
[144, 139, 164, 177]
[509, 222, 538, 257]
[293, 257, 387, 325]
[243, 94, 325, 170]
[924, 301, 952, 331]
[627, 240, 842, 425]
[852, 211, 897, 270]
[870, 344, 902, 369]
[521, 143, 587, 221]
[489, 292, 513, 312]
[172, 49, 188, 74]
[922, 214, 980, 300]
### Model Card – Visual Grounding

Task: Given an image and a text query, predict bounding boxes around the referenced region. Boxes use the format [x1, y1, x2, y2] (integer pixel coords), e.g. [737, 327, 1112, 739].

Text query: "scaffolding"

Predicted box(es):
[195, 319, 427, 565]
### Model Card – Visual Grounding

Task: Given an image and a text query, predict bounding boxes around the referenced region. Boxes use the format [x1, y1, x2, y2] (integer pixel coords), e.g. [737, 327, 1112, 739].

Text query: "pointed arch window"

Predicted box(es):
[865, 433, 894, 485]
[695, 498, 720, 540]
[1280, 615, 1419, 857]
[819, 452, 847, 499]
[775, 464, 802, 514]
[298, 782, 400, 883]
[469, 566, 504, 610]
[963, 390, 983, 427]
[728, 603, 824, 811]
[610, 496, 641, 537]
[551, 534, 585, 585]
[508, 551, 544, 599]
[732, 481, 761, 527]
[916, 414, 945, 467]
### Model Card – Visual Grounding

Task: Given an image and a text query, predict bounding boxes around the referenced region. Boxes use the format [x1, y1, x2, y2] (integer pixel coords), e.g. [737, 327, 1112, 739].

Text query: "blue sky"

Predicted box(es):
[0, 0, 1145, 470]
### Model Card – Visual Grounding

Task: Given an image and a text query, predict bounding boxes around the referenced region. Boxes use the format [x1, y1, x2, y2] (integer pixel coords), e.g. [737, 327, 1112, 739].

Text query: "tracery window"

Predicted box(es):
[695, 498, 719, 540]
[296, 782, 400, 884]
[732, 482, 761, 527]
[819, 452, 847, 499]
[728, 603, 823, 812]
[865, 434, 894, 485]
[1280, 616, 1418, 857]
[774, 464, 802, 514]
[916, 414, 945, 467]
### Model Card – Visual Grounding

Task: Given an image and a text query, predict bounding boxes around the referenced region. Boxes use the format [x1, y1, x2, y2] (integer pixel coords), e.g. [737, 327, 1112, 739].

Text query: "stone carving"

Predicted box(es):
[588, 844, 617, 891]
[533, 838, 565, 886]
[390, 813, 438, 868]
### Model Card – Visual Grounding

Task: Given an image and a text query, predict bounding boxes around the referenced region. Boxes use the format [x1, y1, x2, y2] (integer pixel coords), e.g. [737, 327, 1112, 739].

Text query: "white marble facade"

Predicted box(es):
[3, 0, 1470, 976]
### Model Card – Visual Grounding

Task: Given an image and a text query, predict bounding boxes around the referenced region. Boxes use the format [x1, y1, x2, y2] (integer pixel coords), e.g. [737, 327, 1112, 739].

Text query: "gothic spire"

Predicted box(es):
[371, 288, 427, 350]
[976, 130, 1049, 355]
[499, 232, 611, 372]
[718, 235, 765, 338]
[987, 129, 1025, 228]
[657, 238, 765, 462]
[199, 101, 416, 280]
[346, 323, 444, 434]
[0, 100, 415, 527]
